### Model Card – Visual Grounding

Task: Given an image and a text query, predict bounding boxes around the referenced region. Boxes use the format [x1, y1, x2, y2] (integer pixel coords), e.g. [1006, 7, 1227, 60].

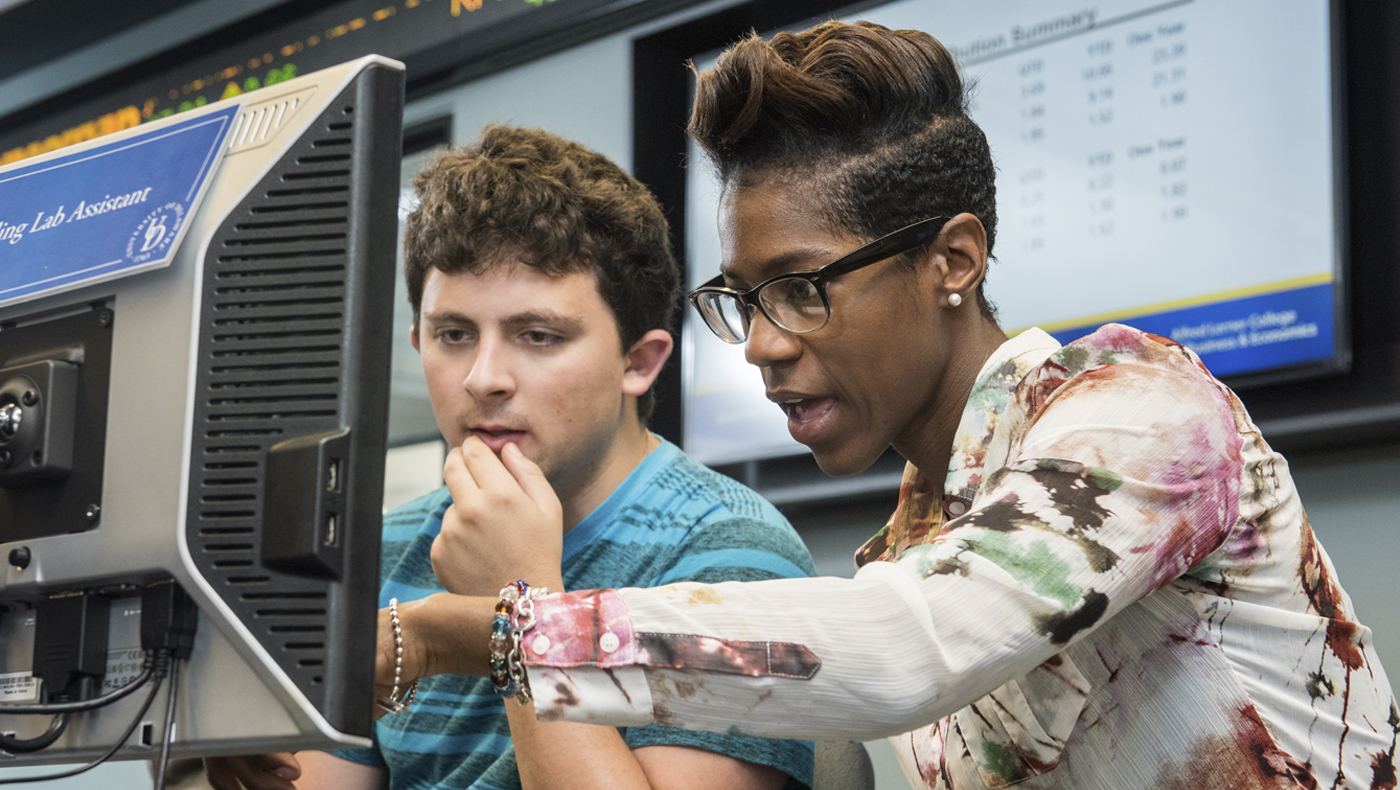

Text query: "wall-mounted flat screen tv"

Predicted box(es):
[682, 0, 1343, 466]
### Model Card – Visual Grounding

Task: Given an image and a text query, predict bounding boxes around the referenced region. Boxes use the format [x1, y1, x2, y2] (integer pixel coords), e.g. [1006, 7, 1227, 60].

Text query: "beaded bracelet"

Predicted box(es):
[490, 580, 547, 705]
[376, 597, 418, 715]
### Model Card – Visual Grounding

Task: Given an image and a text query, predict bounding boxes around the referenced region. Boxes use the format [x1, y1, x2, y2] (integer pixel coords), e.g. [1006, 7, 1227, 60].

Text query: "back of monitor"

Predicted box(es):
[0, 54, 403, 763]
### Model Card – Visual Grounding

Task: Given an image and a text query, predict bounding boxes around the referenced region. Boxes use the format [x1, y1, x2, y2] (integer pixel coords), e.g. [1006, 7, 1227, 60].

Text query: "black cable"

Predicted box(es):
[0, 665, 154, 714]
[0, 713, 69, 754]
[0, 653, 167, 786]
[153, 657, 180, 790]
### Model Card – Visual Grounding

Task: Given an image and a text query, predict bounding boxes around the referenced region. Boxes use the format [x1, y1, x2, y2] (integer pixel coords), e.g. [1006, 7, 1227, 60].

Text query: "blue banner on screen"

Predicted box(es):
[0, 104, 237, 308]
[1047, 282, 1336, 377]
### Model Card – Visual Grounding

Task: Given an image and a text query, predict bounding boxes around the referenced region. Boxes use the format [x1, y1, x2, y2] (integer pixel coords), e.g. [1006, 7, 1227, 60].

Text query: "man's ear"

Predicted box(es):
[410, 320, 422, 353]
[932, 212, 990, 297]
[622, 329, 674, 397]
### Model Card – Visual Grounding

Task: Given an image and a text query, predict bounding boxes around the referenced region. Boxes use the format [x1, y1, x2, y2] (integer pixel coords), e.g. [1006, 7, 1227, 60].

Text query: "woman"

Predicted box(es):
[400, 21, 1397, 789]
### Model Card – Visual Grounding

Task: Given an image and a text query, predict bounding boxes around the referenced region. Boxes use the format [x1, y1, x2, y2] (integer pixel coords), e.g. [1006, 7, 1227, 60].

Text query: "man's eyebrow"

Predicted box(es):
[420, 309, 474, 325]
[721, 248, 832, 286]
[421, 309, 584, 331]
[503, 309, 583, 331]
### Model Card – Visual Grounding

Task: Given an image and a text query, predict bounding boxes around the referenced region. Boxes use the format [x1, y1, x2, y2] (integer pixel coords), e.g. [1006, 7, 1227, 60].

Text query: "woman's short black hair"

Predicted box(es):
[689, 20, 998, 318]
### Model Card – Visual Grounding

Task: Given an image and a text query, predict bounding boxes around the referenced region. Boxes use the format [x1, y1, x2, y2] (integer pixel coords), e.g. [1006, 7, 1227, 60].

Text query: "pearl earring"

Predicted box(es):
[947, 293, 963, 308]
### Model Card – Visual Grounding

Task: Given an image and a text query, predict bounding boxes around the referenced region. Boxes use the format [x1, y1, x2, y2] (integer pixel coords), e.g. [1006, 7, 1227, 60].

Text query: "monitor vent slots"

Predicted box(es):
[227, 87, 317, 154]
[186, 95, 362, 703]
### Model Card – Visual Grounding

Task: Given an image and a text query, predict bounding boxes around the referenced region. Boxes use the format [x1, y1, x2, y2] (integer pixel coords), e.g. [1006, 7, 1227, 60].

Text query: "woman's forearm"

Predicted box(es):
[520, 562, 1065, 741]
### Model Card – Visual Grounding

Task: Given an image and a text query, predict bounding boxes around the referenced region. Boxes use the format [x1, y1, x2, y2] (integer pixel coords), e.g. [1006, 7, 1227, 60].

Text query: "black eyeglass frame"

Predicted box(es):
[688, 215, 952, 343]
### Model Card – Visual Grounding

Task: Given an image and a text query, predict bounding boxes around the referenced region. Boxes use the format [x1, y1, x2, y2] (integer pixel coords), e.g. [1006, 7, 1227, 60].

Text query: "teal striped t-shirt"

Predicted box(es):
[334, 439, 817, 789]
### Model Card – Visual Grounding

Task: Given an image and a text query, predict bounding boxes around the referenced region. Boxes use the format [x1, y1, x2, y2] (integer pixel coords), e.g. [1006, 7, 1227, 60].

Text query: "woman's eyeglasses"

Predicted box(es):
[688, 216, 951, 344]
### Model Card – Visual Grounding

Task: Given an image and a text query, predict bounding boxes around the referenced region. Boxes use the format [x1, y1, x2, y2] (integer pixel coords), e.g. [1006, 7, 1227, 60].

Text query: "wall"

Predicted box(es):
[402, 31, 632, 167]
[1289, 441, 1400, 674]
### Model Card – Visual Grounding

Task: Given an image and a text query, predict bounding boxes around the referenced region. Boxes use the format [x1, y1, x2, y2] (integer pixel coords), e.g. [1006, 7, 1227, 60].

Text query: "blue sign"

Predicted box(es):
[0, 104, 238, 308]
[1048, 282, 1336, 377]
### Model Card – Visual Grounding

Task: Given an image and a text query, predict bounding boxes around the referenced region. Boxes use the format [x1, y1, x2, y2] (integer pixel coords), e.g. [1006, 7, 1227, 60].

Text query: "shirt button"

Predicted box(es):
[531, 634, 551, 655]
[599, 631, 620, 653]
[947, 500, 968, 516]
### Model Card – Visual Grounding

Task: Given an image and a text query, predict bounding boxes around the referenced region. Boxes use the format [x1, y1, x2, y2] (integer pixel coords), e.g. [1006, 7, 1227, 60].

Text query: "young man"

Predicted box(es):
[206, 125, 816, 790]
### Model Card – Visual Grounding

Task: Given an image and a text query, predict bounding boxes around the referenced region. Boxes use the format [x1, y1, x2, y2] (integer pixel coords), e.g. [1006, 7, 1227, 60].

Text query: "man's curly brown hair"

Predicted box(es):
[403, 124, 680, 424]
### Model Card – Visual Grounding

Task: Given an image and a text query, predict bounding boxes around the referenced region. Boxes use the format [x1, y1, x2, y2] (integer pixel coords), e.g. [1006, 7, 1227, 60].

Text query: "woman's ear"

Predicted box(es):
[622, 329, 675, 397]
[934, 213, 990, 298]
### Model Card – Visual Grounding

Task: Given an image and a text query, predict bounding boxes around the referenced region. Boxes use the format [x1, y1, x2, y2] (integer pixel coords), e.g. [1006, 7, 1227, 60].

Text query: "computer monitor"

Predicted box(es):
[0, 54, 402, 764]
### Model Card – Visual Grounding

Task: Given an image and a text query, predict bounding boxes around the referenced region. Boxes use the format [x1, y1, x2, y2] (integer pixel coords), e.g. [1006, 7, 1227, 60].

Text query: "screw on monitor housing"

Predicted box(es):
[21, 390, 37, 406]
[98, 309, 113, 327]
[85, 504, 101, 521]
[0, 404, 17, 440]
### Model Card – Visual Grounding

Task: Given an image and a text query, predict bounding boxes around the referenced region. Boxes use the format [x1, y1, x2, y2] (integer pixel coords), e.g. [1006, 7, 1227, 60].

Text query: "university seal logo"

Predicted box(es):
[126, 202, 186, 264]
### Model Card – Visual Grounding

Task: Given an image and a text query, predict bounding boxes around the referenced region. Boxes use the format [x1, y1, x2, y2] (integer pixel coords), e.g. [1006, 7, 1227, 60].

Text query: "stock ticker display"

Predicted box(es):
[0, 0, 618, 165]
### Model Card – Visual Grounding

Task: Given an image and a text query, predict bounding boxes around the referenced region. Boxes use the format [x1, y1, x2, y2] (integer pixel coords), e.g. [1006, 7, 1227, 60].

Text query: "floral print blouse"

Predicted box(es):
[518, 325, 1398, 790]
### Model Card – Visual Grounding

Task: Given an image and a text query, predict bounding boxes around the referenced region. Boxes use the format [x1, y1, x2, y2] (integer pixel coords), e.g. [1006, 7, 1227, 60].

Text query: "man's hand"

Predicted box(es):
[205, 752, 300, 790]
[207, 751, 387, 790]
[372, 598, 433, 721]
[431, 438, 565, 596]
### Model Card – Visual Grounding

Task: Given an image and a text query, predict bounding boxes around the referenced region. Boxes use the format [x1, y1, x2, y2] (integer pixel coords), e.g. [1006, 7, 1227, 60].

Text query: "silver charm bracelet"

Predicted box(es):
[376, 597, 418, 715]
